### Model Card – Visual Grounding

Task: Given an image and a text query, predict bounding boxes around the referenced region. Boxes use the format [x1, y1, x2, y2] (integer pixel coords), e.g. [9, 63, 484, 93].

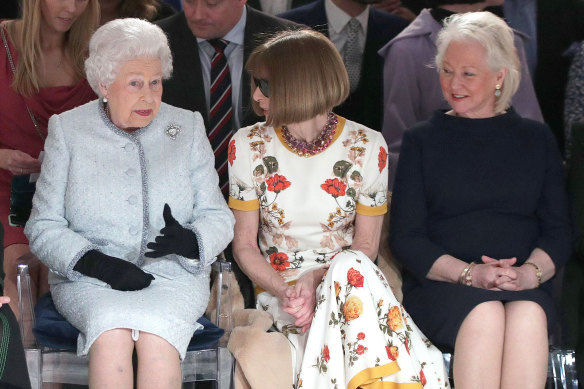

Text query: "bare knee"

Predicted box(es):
[458, 301, 506, 340]
[504, 301, 548, 335]
[91, 328, 134, 358]
[135, 332, 179, 362]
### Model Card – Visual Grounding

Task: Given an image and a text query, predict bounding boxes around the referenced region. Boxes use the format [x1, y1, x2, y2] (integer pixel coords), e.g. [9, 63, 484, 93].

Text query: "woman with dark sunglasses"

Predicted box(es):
[227, 29, 448, 388]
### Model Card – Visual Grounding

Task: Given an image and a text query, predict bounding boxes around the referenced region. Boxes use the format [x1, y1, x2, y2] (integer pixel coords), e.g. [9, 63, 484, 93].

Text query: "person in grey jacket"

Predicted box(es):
[25, 18, 234, 389]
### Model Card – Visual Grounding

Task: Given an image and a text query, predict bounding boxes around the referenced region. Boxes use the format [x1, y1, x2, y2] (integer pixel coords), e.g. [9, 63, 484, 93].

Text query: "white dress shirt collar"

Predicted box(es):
[324, 0, 369, 36]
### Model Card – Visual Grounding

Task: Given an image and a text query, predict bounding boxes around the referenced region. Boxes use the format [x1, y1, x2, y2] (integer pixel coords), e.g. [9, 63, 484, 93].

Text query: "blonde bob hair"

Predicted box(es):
[435, 11, 520, 113]
[85, 18, 173, 97]
[246, 29, 349, 127]
[8, 0, 100, 96]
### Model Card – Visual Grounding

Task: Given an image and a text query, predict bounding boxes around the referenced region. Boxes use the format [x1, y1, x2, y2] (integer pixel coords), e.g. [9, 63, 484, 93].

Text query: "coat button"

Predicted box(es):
[125, 168, 137, 177]
[129, 226, 140, 236]
[124, 143, 135, 152]
[127, 195, 138, 205]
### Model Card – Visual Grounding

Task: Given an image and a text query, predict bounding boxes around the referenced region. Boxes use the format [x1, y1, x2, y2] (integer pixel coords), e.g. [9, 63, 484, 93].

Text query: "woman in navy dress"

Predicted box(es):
[390, 12, 572, 389]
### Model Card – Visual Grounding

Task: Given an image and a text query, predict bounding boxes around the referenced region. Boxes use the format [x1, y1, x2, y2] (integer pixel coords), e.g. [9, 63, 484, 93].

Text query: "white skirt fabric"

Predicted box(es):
[258, 251, 449, 388]
[51, 268, 210, 359]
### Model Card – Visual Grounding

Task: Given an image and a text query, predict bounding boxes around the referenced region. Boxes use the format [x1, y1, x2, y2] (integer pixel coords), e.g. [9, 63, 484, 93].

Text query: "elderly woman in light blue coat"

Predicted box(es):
[24, 18, 234, 389]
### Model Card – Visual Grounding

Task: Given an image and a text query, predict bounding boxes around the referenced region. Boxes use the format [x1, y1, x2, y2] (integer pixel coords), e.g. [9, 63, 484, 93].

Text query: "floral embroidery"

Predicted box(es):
[334, 281, 341, 297]
[420, 369, 427, 386]
[228, 139, 236, 166]
[323, 345, 330, 362]
[269, 251, 290, 271]
[378, 146, 387, 173]
[321, 178, 347, 197]
[344, 295, 363, 322]
[346, 333, 368, 366]
[388, 306, 404, 331]
[313, 345, 330, 374]
[347, 268, 364, 288]
[357, 332, 365, 340]
[386, 345, 399, 361]
[267, 174, 291, 193]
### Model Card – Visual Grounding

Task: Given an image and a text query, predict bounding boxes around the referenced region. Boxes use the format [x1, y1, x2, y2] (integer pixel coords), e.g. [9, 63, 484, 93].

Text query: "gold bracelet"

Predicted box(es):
[523, 262, 542, 287]
[459, 262, 476, 286]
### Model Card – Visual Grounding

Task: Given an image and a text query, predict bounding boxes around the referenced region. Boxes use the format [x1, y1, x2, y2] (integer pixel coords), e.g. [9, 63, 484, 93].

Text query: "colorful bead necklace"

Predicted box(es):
[281, 112, 338, 157]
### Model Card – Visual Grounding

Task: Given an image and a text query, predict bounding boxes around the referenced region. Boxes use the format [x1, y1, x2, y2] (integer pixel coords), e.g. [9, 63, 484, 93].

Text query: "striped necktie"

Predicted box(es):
[208, 39, 233, 196]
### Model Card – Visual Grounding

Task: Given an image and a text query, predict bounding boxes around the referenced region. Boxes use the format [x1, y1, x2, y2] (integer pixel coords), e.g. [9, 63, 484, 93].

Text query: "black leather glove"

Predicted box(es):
[73, 250, 154, 291]
[145, 203, 199, 259]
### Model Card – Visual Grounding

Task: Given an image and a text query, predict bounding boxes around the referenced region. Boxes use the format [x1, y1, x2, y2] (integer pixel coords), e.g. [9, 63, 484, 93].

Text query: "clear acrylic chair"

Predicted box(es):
[17, 259, 235, 389]
[441, 349, 578, 388]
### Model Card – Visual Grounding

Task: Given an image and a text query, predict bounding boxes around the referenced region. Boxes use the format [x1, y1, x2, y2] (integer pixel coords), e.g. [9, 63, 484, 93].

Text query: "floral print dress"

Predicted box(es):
[228, 116, 448, 388]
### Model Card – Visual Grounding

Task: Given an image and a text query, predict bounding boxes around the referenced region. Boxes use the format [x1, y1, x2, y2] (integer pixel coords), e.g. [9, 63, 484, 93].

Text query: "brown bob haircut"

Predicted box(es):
[246, 29, 350, 127]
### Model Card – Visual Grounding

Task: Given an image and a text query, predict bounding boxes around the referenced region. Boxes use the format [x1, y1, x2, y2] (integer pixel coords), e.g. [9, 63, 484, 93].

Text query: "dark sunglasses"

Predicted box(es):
[253, 77, 270, 97]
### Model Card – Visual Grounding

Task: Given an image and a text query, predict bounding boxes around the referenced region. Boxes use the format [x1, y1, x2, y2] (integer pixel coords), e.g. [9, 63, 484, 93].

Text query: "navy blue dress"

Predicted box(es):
[389, 109, 572, 350]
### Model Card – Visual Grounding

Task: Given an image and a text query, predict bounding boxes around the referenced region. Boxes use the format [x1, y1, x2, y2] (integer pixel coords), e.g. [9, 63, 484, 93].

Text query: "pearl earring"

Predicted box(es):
[103, 96, 108, 103]
[494, 84, 502, 97]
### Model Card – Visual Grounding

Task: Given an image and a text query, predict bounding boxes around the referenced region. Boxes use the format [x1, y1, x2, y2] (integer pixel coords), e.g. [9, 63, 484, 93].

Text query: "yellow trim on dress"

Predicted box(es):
[274, 115, 347, 156]
[228, 197, 259, 211]
[348, 361, 423, 389]
[356, 202, 388, 216]
[254, 280, 297, 296]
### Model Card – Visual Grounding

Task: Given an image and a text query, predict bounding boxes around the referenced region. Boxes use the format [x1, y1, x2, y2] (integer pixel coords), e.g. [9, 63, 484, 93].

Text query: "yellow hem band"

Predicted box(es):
[356, 202, 388, 216]
[348, 361, 423, 389]
[228, 197, 259, 211]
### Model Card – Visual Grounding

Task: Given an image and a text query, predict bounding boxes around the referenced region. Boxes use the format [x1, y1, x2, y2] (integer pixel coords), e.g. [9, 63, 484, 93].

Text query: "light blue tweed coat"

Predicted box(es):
[25, 99, 234, 357]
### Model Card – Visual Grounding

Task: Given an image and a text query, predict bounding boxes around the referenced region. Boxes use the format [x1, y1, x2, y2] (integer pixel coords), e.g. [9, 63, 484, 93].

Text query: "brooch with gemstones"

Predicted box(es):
[165, 124, 181, 140]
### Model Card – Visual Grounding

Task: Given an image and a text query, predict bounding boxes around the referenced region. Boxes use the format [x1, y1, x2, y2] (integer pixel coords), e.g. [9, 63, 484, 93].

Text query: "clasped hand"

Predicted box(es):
[281, 266, 329, 333]
[472, 256, 537, 291]
[145, 204, 199, 259]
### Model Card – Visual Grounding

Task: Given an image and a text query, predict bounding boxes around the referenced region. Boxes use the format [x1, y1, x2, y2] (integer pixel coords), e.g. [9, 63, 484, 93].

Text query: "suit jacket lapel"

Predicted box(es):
[175, 13, 208, 123]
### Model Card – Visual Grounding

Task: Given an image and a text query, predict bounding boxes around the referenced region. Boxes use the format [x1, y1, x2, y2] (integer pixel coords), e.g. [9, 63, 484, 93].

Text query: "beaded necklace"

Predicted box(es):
[281, 112, 338, 157]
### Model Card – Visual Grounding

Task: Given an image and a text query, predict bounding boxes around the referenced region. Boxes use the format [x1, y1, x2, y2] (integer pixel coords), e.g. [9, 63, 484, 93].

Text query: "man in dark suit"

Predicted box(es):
[279, 0, 408, 131]
[158, 1, 297, 132]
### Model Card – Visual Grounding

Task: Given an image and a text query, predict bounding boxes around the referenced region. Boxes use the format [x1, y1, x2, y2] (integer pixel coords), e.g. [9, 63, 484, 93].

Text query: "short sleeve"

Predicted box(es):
[356, 130, 389, 216]
[228, 126, 260, 211]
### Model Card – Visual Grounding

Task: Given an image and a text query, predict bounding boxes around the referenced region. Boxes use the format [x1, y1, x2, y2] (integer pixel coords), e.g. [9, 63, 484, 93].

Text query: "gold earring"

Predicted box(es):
[494, 84, 502, 97]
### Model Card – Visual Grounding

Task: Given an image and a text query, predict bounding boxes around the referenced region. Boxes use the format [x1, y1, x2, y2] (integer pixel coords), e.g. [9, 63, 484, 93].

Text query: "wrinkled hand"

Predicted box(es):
[74, 250, 154, 291]
[469, 256, 518, 290]
[145, 204, 199, 259]
[0, 149, 41, 175]
[282, 266, 328, 332]
[0, 296, 10, 307]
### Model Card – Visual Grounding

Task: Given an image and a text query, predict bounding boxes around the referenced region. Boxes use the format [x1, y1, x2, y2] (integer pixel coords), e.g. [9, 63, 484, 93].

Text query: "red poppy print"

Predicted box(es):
[228, 139, 236, 166]
[321, 178, 347, 197]
[357, 332, 365, 340]
[266, 174, 291, 193]
[356, 344, 365, 355]
[269, 252, 290, 271]
[347, 268, 364, 287]
[378, 146, 387, 173]
[323, 345, 330, 363]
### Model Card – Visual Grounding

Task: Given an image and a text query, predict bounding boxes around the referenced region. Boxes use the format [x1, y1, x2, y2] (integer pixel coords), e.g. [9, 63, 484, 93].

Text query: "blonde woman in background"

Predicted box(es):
[0, 0, 99, 317]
